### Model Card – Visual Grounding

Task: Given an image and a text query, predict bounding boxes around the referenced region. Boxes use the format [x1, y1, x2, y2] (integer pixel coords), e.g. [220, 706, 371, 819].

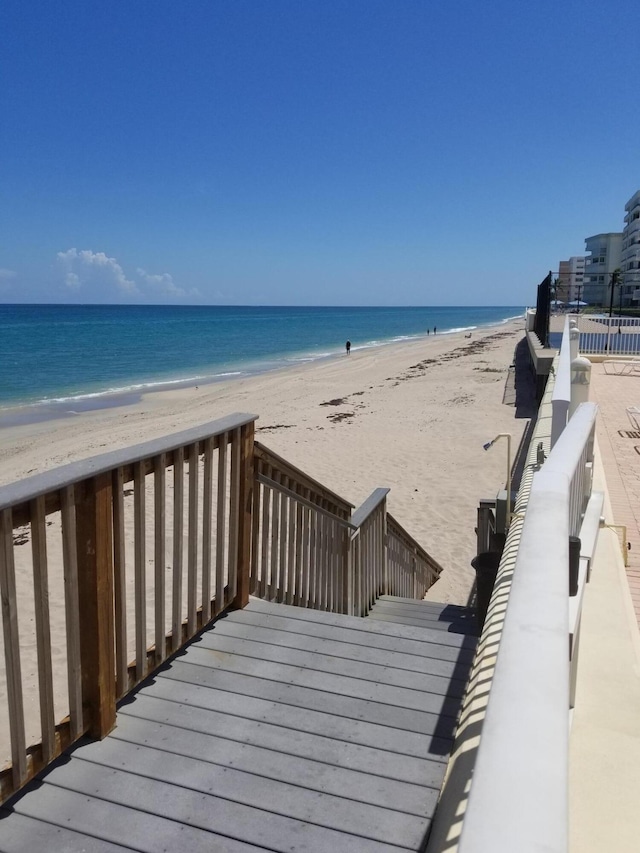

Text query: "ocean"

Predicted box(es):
[0, 304, 523, 417]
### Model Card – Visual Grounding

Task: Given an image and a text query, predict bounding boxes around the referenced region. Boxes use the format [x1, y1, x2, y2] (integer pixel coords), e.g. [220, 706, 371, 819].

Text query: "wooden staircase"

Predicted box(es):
[0, 597, 477, 852]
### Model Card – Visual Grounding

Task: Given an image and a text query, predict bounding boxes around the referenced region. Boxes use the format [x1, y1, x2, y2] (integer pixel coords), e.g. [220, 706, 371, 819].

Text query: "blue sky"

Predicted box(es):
[1, 0, 638, 306]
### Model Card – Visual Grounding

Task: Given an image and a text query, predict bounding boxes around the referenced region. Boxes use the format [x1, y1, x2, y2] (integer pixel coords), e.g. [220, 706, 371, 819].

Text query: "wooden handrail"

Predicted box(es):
[0, 413, 257, 514]
[1, 413, 442, 806]
[254, 442, 353, 517]
[0, 413, 257, 804]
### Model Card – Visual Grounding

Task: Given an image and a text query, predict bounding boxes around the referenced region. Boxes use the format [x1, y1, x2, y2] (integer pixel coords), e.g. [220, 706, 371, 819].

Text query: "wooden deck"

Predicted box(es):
[0, 597, 476, 852]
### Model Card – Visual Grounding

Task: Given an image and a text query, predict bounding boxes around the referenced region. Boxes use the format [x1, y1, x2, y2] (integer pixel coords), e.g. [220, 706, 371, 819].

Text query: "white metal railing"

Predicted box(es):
[458, 402, 598, 853]
[544, 403, 597, 537]
[574, 314, 640, 356]
[550, 318, 572, 447]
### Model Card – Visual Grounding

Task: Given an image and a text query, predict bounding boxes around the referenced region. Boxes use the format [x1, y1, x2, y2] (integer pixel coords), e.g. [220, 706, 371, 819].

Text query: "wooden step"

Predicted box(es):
[366, 595, 477, 636]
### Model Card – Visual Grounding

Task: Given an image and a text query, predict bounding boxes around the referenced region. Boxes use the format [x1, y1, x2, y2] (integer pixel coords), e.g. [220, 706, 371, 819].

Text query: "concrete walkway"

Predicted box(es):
[589, 362, 640, 625]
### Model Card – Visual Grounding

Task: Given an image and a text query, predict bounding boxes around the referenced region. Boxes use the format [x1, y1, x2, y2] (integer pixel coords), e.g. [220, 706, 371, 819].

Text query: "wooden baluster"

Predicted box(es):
[301, 491, 311, 607]
[74, 474, 116, 739]
[269, 471, 280, 602]
[187, 443, 199, 635]
[232, 421, 254, 610]
[0, 508, 27, 787]
[294, 500, 303, 606]
[172, 447, 184, 651]
[202, 437, 214, 623]
[134, 461, 147, 681]
[154, 454, 166, 663]
[61, 486, 83, 739]
[215, 435, 227, 614]
[30, 496, 55, 763]
[286, 494, 296, 605]
[112, 469, 128, 697]
[278, 480, 288, 604]
[260, 481, 270, 600]
[228, 427, 241, 602]
[250, 471, 261, 596]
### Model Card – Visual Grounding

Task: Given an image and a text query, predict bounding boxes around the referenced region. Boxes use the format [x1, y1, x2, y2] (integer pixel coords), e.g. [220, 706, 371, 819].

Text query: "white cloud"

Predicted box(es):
[56, 249, 139, 296]
[137, 267, 200, 299]
[55, 250, 200, 302]
[0, 268, 17, 280]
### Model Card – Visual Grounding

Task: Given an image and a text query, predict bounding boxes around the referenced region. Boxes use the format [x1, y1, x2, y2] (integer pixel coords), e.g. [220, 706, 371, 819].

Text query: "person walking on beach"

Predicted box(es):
[433, 326, 437, 335]
[345, 340, 351, 355]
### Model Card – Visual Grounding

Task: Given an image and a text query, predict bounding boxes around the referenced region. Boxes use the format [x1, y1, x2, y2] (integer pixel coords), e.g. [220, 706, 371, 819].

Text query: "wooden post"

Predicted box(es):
[75, 473, 116, 739]
[232, 421, 255, 609]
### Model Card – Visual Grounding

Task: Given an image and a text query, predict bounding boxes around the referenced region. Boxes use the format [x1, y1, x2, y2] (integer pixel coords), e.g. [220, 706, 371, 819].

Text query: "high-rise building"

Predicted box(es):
[557, 256, 585, 304]
[621, 190, 640, 307]
[583, 232, 622, 307]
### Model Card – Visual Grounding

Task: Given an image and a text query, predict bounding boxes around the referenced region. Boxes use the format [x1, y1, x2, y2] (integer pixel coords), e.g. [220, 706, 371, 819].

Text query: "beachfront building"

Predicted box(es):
[557, 256, 585, 304]
[583, 232, 622, 308]
[621, 189, 640, 307]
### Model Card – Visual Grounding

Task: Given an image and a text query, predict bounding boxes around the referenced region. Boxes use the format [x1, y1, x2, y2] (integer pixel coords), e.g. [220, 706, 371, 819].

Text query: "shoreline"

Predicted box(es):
[1, 317, 528, 758]
[0, 312, 523, 429]
[1, 318, 528, 608]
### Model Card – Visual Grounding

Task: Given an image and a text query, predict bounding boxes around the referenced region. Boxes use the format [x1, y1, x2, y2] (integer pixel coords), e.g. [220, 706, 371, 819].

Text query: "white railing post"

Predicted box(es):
[551, 320, 572, 449]
[569, 357, 591, 419]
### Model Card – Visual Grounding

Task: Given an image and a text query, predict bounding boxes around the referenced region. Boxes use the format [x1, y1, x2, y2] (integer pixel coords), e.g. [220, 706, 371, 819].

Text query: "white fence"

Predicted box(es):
[552, 314, 640, 356]
[458, 403, 599, 853]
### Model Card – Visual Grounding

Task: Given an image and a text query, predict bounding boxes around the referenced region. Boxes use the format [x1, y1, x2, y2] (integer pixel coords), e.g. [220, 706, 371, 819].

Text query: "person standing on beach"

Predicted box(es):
[433, 326, 437, 334]
[346, 340, 351, 355]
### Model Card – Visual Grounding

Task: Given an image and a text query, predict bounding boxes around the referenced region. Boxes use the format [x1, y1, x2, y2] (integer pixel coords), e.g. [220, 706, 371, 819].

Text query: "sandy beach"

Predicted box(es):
[0, 317, 530, 766]
[1, 318, 528, 604]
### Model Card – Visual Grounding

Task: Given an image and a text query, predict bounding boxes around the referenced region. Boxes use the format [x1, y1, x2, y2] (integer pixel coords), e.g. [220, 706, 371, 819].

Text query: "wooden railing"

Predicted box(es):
[349, 489, 388, 616]
[1, 420, 441, 804]
[251, 447, 442, 616]
[251, 442, 353, 610]
[0, 413, 256, 803]
[387, 512, 442, 601]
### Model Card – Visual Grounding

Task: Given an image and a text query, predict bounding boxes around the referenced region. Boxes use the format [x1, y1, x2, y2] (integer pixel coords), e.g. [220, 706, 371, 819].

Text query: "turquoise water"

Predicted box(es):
[0, 304, 523, 412]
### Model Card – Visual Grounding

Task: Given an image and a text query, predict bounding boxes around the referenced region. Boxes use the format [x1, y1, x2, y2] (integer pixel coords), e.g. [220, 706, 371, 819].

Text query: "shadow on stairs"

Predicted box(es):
[0, 597, 478, 853]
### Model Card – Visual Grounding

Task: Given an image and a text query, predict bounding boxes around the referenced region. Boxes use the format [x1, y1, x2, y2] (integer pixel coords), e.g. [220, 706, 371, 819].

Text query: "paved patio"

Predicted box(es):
[589, 362, 640, 626]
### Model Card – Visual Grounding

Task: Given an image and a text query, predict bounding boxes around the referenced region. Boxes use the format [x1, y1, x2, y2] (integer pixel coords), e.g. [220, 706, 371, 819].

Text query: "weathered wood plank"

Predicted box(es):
[60, 485, 83, 739]
[228, 426, 241, 602]
[201, 437, 214, 623]
[214, 436, 227, 615]
[0, 507, 27, 787]
[74, 728, 438, 831]
[125, 676, 452, 759]
[5, 785, 261, 853]
[171, 446, 184, 651]
[111, 468, 128, 696]
[203, 615, 465, 679]
[0, 413, 258, 512]
[245, 597, 475, 653]
[117, 694, 445, 786]
[133, 461, 146, 681]
[197, 630, 466, 696]
[0, 810, 125, 853]
[159, 660, 459, 739]
[29, 764, 412, 853]
[74, 474, 116, 738]
[179, 644, 462, 718]
[153, 454, 166, 664]
[30, 496, 55, 763]
[187, 443, 199, 634]
[233, 422, 254, 609]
